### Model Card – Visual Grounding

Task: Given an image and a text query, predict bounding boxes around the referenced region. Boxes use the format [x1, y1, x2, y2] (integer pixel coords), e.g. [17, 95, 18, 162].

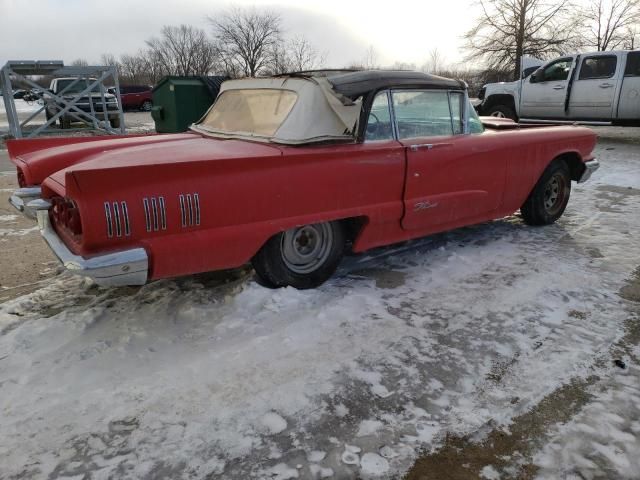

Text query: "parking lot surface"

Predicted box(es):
[0, 127, 639, 479]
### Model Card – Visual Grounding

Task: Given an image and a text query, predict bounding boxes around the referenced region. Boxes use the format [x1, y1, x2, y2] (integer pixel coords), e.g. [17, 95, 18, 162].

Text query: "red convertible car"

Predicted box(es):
[8, 70, 599, 289]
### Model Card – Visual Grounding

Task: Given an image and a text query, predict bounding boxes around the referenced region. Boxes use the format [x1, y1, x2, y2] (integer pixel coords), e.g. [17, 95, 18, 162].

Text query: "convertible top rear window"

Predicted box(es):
[199, 89, 298, 137]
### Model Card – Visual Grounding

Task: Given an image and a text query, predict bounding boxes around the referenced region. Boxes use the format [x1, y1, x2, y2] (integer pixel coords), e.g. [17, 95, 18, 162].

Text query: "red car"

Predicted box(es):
[110, 85, 153, 111]
[8, 71, 598, 289]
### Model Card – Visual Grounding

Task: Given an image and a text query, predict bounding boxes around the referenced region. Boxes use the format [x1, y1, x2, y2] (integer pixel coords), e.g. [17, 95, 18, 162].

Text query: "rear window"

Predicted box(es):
[199, 89, 298, 137]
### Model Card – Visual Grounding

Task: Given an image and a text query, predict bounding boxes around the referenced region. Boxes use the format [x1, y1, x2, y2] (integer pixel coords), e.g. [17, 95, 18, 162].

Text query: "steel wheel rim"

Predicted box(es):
[490, 110, 506, 118]
[544, 173, 567, 215]
[281, 224, 333, 274]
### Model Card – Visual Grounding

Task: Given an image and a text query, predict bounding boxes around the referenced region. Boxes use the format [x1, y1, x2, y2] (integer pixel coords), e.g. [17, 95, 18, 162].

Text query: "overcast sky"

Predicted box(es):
[0, 0, 480, 70]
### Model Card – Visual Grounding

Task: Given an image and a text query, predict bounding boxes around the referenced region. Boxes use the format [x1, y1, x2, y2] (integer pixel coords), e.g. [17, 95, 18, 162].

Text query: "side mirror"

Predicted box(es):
[530, 68, 544, 83]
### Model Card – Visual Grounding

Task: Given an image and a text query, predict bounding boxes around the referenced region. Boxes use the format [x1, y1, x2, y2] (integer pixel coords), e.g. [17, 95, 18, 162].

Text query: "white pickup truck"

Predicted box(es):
[477, 50, 640, 124]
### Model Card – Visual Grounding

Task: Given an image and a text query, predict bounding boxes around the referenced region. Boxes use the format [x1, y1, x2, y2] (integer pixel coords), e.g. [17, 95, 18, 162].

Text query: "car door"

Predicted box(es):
[520, 57, 575, 118]
[569, 54, 620, 120]
[618, 51, 640, 120]
[394, 90, 507, 231]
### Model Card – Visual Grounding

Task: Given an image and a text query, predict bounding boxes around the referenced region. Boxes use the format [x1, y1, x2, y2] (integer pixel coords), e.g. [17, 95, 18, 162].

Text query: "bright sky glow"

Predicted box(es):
[0, 0, 481, 70]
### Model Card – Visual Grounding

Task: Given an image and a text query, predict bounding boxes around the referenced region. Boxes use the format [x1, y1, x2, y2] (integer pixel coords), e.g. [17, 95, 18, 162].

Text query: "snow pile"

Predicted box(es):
[0, 140, 638, 479]
[534, 353, 640, 479]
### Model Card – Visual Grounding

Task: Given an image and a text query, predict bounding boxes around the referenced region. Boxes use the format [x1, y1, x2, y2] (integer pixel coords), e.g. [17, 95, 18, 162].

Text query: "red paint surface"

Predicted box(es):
[16, 125, 596, 281]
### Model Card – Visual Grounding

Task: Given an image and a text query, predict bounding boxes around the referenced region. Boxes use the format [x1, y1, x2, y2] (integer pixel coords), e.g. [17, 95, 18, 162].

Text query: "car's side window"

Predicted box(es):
[537, 58, 573, 82]
[624, 52, 640, 77]
[365, 91, 394, 141]
[448, 92, 464, 134]
[392, 90, 453, 139]
[579, 56, 617, 80]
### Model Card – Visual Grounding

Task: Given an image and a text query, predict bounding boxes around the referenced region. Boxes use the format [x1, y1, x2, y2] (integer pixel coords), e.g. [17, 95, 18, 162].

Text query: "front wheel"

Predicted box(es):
[252, 221, 345, 289]
[520, 160, 571, 226]
[486, 104, 517, 121]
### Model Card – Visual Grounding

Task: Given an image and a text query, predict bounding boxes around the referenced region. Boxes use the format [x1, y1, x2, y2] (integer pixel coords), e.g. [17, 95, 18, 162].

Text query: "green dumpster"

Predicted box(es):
[151, 76, 227, 133]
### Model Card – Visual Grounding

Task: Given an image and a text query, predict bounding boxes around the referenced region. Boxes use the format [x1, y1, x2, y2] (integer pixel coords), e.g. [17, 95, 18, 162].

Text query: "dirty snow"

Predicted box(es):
[1, 136, 639, 479]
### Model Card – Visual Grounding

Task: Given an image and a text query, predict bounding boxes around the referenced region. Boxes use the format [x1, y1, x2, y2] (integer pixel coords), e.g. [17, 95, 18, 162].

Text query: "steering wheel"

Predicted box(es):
[366, 112, 380, 138]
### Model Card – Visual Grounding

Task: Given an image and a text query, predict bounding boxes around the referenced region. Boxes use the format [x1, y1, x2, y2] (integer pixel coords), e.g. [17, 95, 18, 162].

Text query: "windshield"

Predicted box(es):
[56, 79, 99, 94]
[198, 89, 298, 137]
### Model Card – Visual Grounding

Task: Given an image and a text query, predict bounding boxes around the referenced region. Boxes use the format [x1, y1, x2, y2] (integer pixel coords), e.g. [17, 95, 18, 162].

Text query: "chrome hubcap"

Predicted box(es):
[281, 224, 333, 274]
[490, 111, 506, 118]
[544, 174, 566, 214]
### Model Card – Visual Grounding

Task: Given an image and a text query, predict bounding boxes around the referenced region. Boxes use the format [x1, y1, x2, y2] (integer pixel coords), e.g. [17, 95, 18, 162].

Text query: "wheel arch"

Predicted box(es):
[482, 94, 517, 115]
[554, 151, 585, 182]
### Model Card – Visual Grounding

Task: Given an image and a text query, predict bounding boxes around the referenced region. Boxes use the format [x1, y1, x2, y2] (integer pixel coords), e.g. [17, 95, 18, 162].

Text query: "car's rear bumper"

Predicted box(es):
[36, 207, 149, 287]
[578, 159, 600, 183]
[9, 187, 42, 218]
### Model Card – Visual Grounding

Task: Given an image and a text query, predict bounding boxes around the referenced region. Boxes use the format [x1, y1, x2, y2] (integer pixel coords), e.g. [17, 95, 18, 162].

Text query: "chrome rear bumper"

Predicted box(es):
[578, 159, 600, 184]
[9, 187, 42, 218]
[36, 208, 149, 287]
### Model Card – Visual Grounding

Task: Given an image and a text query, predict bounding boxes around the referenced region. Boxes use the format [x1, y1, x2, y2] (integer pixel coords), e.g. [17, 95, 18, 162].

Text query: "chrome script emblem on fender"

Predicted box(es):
[414, 201, 439, 211]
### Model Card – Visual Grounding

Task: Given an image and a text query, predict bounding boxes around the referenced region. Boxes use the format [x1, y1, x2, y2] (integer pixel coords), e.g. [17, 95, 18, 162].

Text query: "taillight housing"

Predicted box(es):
[17, 168, 26, 188]
[51, 196, 83, 238]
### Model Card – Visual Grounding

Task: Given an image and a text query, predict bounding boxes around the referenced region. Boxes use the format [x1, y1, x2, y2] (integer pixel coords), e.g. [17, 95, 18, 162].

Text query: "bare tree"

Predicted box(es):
[210, 7, 282, 77]
[146, 24, 218, 77]
[100, 53, 119, 68]
[70, 58, 89, 67]
[465, 0, 577, 79]
[286, 36, 325, 72]
[577, 0, 640, 50]
[424, 48, 446, 74]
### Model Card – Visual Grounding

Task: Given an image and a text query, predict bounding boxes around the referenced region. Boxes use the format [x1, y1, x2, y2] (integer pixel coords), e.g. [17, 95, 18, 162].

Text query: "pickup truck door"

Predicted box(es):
[618, 51, 640, 120]
[568, 54, 621, 120]
[520, 57, 575, 118]
[390, 90, 506, 231]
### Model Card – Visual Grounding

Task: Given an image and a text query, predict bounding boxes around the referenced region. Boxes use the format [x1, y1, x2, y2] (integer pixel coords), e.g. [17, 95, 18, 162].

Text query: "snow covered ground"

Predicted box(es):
[1, 135, 639, 479]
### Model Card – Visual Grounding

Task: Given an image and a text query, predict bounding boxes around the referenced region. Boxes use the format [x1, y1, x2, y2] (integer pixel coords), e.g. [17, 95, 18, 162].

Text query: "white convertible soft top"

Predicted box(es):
[191, 76, 362, 145]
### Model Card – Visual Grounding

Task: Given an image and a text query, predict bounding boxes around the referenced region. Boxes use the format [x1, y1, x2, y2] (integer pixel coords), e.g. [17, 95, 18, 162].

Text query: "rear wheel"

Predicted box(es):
[521, 159, 571, 225]
[486, 104, 517, 121]
[252, 221, 345, 289]
[141, 100, 153, 111]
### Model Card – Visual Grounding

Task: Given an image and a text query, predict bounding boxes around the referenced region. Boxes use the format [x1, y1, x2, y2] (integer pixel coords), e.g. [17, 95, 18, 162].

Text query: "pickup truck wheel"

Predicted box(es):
[252, 221, 345, 289]
[520, 160, 571, 226]
[141, 100, 153, 111]
[486, 104, 517, 121]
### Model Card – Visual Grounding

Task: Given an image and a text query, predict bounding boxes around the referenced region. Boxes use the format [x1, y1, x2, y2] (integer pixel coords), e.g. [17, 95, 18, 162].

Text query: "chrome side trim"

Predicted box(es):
[578, 159, 600, 184]
[151, 197, 159, 231]
[38, 210, 148, 287]
[143, 198, 151, 232]
[104, 202, 113, 238]
[179, 194, 186, 227]
[186, 194, 193, 226]
[193, 193, 201, 225]
[112, 202, 122, 237]
[121, 201, 131, 236]
[159, 196, 167, 230]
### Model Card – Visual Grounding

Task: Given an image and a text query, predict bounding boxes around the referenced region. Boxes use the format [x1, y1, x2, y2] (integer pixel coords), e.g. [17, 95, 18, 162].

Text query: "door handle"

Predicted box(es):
[553, 85, 565, 90]
[409, 143, 453, 152]
[599, 83, 613, 88]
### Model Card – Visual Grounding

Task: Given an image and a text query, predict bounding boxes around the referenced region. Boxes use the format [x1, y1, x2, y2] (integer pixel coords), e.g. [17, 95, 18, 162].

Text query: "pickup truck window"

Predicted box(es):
[365, 91, 394, 142]
[392, 90, 453, 138]
[538, 58, 573, 82]
[625, 52, 640, 77]
[199, 89, 298, 137]
[579, 56, 617, 80]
